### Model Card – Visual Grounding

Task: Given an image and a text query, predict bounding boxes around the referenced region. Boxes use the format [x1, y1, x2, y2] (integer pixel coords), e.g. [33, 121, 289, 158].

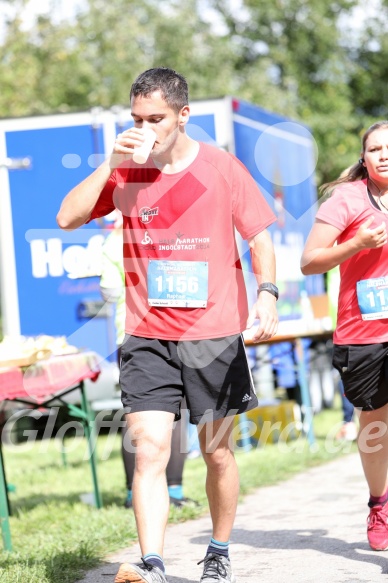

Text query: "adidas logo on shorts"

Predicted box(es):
[242, 393, 252, 402]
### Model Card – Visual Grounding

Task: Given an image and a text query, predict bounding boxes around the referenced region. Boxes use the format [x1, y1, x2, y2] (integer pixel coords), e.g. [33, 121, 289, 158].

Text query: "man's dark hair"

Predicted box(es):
[130, 67, 188, 113]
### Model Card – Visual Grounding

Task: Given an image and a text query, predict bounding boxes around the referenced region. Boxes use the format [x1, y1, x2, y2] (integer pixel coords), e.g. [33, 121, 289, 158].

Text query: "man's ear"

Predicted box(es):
[179, 105, 190, 127]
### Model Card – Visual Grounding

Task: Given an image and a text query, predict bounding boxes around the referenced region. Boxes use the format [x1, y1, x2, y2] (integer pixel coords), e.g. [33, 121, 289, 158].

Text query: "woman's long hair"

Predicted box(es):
[320, 120, 388, 197]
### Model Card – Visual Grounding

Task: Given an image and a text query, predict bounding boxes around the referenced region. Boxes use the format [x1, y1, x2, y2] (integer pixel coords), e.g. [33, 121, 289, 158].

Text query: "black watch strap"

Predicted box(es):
[257, 282, 279, 301]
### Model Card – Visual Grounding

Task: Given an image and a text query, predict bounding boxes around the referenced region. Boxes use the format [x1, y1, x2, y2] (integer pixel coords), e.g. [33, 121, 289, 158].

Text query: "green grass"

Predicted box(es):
[0, 402, 356, 582]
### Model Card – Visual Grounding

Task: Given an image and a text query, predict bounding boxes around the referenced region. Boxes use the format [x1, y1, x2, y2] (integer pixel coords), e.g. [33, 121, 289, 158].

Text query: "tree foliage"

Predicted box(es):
[0, 0, 387, 184]
[207, 0, 387, 182]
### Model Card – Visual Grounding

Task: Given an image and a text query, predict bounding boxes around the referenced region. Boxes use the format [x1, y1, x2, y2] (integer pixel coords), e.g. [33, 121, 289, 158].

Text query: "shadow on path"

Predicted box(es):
[191, 528, 388, 576]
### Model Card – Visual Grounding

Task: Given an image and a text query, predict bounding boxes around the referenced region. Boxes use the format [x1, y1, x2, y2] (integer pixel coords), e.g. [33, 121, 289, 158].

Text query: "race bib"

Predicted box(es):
[147, 260, 208, 308]
[356, 276, 388, 320]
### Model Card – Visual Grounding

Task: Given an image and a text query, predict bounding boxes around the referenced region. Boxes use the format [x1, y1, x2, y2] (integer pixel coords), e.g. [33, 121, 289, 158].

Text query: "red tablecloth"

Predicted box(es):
[0, 367, 24, 397]
[0, 352, 100, 403]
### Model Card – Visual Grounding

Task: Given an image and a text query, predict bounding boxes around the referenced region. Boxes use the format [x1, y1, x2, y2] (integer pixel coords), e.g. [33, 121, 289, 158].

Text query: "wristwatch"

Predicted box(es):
[257, 282, 279, 301]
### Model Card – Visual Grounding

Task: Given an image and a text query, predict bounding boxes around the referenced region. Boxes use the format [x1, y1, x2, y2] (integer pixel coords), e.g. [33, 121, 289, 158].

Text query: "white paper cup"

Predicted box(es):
[132, 128, 157, 164]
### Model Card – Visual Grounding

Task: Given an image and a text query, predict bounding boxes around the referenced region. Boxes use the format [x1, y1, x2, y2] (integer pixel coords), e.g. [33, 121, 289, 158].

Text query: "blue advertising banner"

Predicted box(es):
[5, 120, 114, 358]
[232, 98, 324, 320]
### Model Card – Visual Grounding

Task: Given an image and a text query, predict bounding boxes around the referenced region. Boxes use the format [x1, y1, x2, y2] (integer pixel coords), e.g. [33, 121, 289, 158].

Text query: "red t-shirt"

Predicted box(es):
[316, 179, 388, 345]
[90, 142, 276, 340]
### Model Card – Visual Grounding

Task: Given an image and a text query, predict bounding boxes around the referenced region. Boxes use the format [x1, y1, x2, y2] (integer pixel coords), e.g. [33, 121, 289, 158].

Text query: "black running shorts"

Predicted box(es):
[119, 333, 258, 424]
[332, 342, 388, 410]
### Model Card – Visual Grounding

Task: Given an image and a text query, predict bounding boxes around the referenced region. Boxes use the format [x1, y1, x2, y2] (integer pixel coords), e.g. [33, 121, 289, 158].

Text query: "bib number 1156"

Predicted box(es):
[148, 260, 208, 308]
[155, 275, 199, 294]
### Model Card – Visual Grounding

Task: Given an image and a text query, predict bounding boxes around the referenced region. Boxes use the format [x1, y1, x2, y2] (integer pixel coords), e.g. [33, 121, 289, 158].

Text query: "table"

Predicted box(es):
[244, 328, 334, 447]
[0, 351, 101, 552]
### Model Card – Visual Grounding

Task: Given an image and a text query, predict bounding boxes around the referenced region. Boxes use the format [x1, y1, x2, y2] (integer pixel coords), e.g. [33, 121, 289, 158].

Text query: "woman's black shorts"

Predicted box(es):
[332, 342, 388, 411]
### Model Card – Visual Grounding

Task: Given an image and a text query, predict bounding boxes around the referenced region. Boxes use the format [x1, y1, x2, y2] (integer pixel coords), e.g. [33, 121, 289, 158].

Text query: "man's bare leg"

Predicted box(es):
[126, 410, 175, 555]
[198, 416, 238, 542]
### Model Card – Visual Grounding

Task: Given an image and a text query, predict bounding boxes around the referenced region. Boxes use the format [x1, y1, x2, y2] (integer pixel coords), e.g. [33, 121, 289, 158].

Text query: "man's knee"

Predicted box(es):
[135, 443, 170, 475]
[126, 410, 174, 473]
[202, 445, 234, 474]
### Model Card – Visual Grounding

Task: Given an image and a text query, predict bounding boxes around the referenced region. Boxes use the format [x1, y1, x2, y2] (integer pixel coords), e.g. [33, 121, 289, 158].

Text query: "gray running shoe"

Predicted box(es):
[115, 559, 167, 583]
[198, 553, 236, 582]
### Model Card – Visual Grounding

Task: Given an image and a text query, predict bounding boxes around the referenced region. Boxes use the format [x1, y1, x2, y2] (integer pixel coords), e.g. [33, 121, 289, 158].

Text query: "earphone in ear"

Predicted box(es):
[359, 158, 365, 165]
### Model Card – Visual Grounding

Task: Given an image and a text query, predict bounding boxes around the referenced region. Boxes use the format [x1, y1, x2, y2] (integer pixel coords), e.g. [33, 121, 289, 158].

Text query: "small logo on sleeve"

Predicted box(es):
[139, 207, 159, 223]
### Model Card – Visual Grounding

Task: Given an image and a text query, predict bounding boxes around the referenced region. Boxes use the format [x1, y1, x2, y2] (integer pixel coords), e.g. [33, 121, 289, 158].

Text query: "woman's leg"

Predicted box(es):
[357, 403, 388, 551]
[358, 403, 388, 497]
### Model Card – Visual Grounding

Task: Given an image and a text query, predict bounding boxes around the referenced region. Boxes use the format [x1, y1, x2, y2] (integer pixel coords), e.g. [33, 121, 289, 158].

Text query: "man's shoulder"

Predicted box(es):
[199, 142, 239, 169]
